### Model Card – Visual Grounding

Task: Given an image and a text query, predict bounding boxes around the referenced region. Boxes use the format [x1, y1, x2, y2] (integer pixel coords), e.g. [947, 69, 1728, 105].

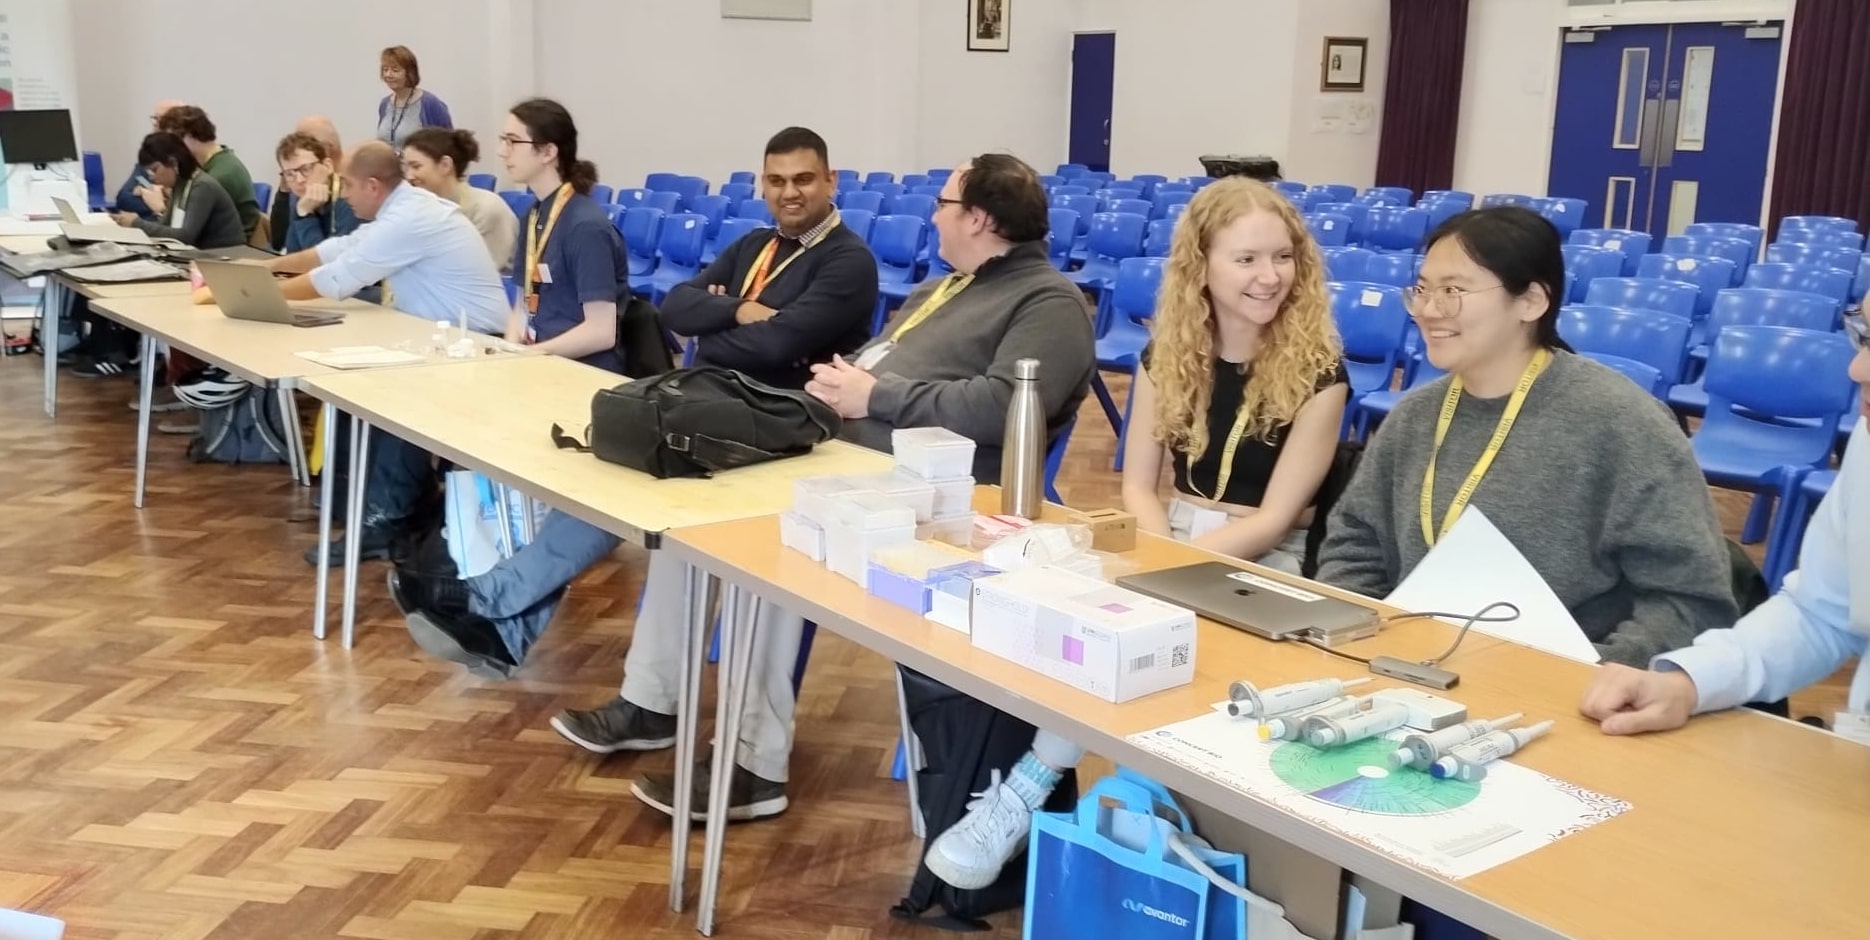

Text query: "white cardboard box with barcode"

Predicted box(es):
[970, 565, 1196, 703]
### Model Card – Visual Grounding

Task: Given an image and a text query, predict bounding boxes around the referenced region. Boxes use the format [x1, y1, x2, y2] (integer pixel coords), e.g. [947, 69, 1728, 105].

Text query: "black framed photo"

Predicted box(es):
[968, 0, 1010, 52]
[1321, 37, 1368, 92]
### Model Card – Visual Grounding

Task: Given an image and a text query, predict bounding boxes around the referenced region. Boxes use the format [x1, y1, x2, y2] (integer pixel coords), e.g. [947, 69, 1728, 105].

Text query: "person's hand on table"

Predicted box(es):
[1579, 663, 1698, 735]
[805, 355, 876, 419]
[111, 212, 139, 228]
[191, 286, 215, 305]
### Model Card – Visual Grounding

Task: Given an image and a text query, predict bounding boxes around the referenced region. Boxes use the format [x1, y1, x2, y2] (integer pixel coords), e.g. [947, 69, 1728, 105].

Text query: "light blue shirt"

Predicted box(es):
[1657, 419, 1869, 714]
[310, 182, 508, 333]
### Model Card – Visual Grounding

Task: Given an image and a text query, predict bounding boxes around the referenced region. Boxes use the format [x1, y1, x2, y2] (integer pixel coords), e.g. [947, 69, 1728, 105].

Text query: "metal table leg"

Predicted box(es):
[669, 561, 716, 913]
[132, 333, 156, 508]
[697, 587, 758, 936]
[313, 402, 337, 640]
[340, 419, 371, 649]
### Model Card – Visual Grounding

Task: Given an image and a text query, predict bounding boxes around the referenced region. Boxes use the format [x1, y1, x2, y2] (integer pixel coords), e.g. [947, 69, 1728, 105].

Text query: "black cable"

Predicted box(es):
[1298, 637, 1372, 664]
[1296, 602, 1521, 669]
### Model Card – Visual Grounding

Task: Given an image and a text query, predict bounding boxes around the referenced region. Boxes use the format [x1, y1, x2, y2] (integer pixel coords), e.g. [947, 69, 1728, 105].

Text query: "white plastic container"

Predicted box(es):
[0, 909, 64, 940]
[793, 476, 873, 528]
[844, 469, 939, 523]
[924, 475, 977, 520]
[779, 510, 826, 562]
[824, 491, 917, 583]
[893, 427, 977, 481]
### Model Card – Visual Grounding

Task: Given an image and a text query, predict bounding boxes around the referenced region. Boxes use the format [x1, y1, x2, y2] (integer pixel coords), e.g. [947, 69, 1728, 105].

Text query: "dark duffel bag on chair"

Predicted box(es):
[550, 366, 841, 479]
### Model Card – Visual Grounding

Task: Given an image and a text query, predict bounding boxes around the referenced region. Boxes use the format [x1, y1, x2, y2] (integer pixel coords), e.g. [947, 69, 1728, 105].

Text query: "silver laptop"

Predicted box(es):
[50, 196, 82, 223]
[58, 218, 152, 245]
[197, 260, 348, 327]
[1116, 561, 1378, 642]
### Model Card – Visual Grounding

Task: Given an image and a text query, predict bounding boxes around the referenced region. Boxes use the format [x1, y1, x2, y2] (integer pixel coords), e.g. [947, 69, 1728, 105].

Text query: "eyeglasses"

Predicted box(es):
[1402, 284, 1506, 318]
[280, 162, 322, 181]
[935, 197, 964, 209]
[496, 135, 535, 149]
[1846, 309, 1869, 351]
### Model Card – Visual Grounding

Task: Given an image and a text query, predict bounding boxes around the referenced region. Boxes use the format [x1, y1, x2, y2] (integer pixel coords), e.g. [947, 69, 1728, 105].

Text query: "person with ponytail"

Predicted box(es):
[402, 127, 517, 272]
[498, 98, 628, 373]
[1316, 206, 1735, 666]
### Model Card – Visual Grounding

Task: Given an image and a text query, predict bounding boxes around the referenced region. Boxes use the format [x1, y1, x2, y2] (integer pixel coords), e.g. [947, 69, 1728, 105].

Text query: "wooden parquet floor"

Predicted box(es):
[0, 352, 1848, 939]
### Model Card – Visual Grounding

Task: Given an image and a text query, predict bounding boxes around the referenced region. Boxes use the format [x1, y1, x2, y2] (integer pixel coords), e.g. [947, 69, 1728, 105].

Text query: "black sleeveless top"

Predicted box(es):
[1142, 342, 1348, 507]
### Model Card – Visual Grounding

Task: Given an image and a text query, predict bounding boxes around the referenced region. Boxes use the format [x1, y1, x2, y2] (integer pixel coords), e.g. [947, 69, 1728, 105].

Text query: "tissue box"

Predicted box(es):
[825, 491, 916, 583]
[926, 560, 1004, 634]
[924, 475, 977, 520]
[794, 476, 872, 527]
[893, 427, 976, 480]
[779, 510, 825, 562]
[866, 540, 978, 613]
[971, 566, 1196, 702]
[845, 469, 938, 523]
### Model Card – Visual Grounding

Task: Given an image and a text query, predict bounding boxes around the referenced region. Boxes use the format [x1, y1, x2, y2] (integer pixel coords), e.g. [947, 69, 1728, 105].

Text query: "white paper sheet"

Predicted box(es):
[1130, 710, 1631, 880]
[1384, 508, 1602, 664]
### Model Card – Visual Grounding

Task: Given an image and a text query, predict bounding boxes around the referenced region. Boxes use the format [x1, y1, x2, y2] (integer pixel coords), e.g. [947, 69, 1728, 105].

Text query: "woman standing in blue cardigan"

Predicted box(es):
[376, 45, 452, 148]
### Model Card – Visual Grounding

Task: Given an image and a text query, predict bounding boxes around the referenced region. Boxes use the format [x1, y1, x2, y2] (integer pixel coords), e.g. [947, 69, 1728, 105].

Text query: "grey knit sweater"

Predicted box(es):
[1316, 351, 1737, 666]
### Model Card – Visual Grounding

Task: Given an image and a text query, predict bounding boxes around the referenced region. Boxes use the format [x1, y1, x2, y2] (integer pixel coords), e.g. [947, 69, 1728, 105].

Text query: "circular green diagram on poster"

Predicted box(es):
[1269, 738, 1480, 816]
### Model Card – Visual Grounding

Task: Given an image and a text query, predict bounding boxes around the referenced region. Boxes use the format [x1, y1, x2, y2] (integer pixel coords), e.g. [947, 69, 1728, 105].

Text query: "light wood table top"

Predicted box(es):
[300, 355, 895, 546]
[663, 502, 1870, 940]
[89, 293, 466, 387]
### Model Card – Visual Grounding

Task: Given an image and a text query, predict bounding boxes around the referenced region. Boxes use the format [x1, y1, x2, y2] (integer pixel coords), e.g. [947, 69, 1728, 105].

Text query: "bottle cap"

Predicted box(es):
[1013, 358, 1040, 380]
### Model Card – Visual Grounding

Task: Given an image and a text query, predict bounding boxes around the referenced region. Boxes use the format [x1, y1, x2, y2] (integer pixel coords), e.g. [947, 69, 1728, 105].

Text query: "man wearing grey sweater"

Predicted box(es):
[1317, 350, 1738, 666]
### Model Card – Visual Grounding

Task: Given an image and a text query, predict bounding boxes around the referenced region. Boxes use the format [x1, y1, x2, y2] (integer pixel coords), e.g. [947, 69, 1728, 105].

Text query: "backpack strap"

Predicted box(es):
[549, 422, 593, 452]
[683, 433, 790, 474]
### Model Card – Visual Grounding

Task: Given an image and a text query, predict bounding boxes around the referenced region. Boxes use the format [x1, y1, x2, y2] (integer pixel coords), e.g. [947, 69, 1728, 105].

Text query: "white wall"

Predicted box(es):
[1451, 0, 1565, 198]
[1284, 0, 1389, 188]
[915, 0, 1074, 174]
[1076, 0, 1301, 178]
[71, 0, 502, 190]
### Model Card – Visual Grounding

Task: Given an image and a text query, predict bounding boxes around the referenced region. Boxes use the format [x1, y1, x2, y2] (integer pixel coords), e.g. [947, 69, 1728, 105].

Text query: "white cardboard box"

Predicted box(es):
[971, 566, 1196, 702]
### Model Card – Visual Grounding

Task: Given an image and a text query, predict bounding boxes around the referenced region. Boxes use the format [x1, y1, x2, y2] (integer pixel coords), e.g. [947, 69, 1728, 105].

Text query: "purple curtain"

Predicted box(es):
[1374, 0, 1470, 197]
[1767, 0, 1870, 233]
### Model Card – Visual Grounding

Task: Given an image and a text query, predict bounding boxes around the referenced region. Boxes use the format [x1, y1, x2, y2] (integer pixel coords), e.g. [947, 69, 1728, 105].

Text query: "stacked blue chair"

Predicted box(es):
[1164, 202, 1190, 229]
[1151, 189, 1194, 220]
[900, 173, 930, 189]
[1273, 180, 1309, 201]
[1310, 184, 1357, 204]
[1052, 184, 1092, 197]
[840, 208, 876, 242]
[1743, 261, 1852, 308]
[1046, 208, 1080, 271]
[736, 199, 774, 224]
[1584, 277, 1699, 322]
[1419, 190, 1475, 209]
[1479, 193, 1537, 209]
[1535, 197, 1587, 238]
[864, 171, 895, 186]
[727, 170, 756, 185]
[1684, 222, 1765, 256]
[618, 206, 665, 278]
[1664, 235, 1753, 285]
[1764, 241, 1862, 275]
[1362, 186, 1413, 206]
[888, 193, 937, 222]
[632, 212, 708, 302]
[588, 183, 614, 206]
[1093, 257, 1165, 452]
[1130, 174, 1168, 197]
[1360, 206, 1430, 253]
[1056, 163, 1089, 178]
[1308, 213, 1354, 247]
[1353, 349, 1446, 438]
[711, 217, 762, 260]
[926, 167, 953, 182]
[1855, 254, 1870, 306]
[1314, 201, 1369, 232]
[253, 182, 274, 213]
[1778, 226, 1864, 251]
[601, 203, 627, 226]
[1568, 228, 1652, 276]
[1052, 193, 1100, 259]
[643, 190, 681, 215]
[866, 182, 906, 203]
[1779, 215, 1858, 237]
[1418, 197, 1468, 230]
[1328, 282, 1412, 418]
[1691, 326, 1856, 543]
[1101, 184, 1145, 201]
[1763, 468, 1837, 590]
[667, 176, 709, 210]
[614, 187, 652, 210]
[718, 181, 755, 210]
[1144, 218, 1175, 257]
[869, 215, 928, 333]
[1070, 211, 1149, 330]
[1558, 305, 1692, 388]
[1321, 246, 1375, 283]
[840, 189, 883, 215]
[1686, 288, 1837, 367]
[689, 194, 733, 263]
[643, 172, 681, 192]
[1561, 245, 1624, 302]
[1360, 252, 1418, 288]
[1182, 176, 1215, 190]
[879, 224, 952, 314]
[1084, 172, 1116, 188]
[82, 151, 107, 210]
[909, 185, 945, 198]
[1582, 353, 1666, 397]
[467, 172, 497, 192]
[1107, 197, 1153, 219]
[500, 189, 535, 220]
[1636, 253, 1738, 319]
[1038, 174, 1064, 190]
[835, 169, 859, 188]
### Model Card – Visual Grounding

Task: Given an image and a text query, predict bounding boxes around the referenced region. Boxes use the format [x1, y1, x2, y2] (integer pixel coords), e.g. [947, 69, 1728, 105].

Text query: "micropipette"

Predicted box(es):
[1303, 700, 1409, 748]
[1388, 713, 1525, 770]
[1429, 720, 1555, 781]
[1257, 696, 1359, 742]
[1227, 677, 1371, 719]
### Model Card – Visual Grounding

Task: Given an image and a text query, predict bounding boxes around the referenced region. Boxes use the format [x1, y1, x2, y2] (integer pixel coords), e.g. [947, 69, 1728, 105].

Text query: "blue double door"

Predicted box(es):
[1547, 21, 1783, 238]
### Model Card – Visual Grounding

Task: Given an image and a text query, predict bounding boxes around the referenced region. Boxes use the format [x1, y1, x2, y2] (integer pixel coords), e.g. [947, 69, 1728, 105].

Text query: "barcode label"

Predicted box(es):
[1170, 644, 1191, 668]
[1128, 653, 1156, 673]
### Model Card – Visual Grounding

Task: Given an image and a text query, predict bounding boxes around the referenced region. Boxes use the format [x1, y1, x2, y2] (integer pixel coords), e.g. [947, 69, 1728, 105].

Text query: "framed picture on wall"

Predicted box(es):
[1321, 37, 1367, 92]
[968, 0, 1010, 52]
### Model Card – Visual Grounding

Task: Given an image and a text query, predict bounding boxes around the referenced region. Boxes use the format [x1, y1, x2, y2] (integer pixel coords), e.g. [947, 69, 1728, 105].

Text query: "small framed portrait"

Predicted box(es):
[1321, 37, 1368, 92]
[969, 0, 1010, 52]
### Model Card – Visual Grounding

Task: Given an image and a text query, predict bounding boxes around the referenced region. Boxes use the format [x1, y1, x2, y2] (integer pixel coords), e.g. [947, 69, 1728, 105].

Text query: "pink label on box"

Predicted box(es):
[1062, 635, 1084, 665]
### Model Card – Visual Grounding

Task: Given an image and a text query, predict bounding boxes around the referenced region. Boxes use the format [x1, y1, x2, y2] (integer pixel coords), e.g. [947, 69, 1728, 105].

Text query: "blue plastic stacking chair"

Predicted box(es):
[1568, 228, 1652, 276]
[868, 215, 928, 333]
[499, 189, 535, 221]
[839, 190, 883, 215]
[1636, 253, 1738, 319]
[1095, 257, 1165, 464]
[467, 173, 496, 192]
[1360, 252, 1418, 288]
[1561, 245, 1625, 302]
[1743, 262, 1852, 308]
[1558, 304, 1693, 386]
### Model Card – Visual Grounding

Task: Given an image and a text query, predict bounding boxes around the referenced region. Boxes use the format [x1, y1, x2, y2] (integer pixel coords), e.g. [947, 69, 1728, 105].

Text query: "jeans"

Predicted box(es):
[466, 512, 622, 661]
[363, 429, 437, 524]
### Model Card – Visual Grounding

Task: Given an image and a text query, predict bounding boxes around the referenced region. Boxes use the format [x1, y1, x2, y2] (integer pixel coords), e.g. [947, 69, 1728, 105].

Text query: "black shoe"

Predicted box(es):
[549, 698, 677, 754]
[631, 757, 788, 822]
[71, 356, 130, 378]
[304, 525, 396, 566]
[404, 609, 518, 678]
[387, 567, 470, 618]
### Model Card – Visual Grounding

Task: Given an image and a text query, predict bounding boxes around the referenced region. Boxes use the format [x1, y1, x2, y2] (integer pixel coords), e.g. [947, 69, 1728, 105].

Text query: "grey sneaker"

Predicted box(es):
[549, 698, 677, 754]
[127, 387, 187, 412]
[630, 758, 788, 822]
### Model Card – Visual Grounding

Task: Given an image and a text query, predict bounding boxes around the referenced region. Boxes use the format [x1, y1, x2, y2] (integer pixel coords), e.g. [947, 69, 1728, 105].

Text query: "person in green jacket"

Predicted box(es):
[157, 105, 261, 240]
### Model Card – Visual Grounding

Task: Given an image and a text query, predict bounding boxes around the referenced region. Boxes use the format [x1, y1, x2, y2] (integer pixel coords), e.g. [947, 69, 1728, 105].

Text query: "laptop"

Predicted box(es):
[1116, 561, 1378, 642]
[58, 218, 152, 245]
[197, 260, 348, 327]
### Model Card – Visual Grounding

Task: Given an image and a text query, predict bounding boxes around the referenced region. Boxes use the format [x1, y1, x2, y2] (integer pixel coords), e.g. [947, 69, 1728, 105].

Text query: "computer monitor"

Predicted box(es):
[0, 109, 79, 166]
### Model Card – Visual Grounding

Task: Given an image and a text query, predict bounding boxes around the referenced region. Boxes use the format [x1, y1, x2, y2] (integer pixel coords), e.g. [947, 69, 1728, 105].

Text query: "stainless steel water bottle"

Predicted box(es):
[1000, 358, 1045, 518]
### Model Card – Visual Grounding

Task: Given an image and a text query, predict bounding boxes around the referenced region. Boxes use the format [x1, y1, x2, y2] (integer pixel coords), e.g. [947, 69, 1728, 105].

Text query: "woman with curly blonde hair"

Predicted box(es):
[1120, 177, 1348, 571]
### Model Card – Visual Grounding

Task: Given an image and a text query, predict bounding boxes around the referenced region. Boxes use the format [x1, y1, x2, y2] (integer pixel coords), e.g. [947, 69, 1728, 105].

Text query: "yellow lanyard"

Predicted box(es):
[891, 273, 975, 341]
[523, 183, 573, 312]
[1420, 348, 1552, 546]
[1190, 373, 1255, 503]
[738, 210, 841, 302]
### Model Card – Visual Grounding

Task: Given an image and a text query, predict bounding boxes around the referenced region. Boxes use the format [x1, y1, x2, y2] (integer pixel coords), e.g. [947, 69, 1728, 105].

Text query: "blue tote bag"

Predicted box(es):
[1024, 776, 1211, 939]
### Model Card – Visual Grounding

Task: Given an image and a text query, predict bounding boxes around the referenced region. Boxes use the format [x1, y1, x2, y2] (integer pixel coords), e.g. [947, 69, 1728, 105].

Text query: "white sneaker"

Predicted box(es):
[924, 770, 1034, 890]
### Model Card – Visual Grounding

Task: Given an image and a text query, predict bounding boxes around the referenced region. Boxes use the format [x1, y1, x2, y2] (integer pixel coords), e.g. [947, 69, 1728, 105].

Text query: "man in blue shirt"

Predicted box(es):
[499, 98, 629, 373]
[275, 132, 358, 254]
[113, 98, 185, 220]
[1583, 314, 1870, 735]
[198, 141, 508, 564]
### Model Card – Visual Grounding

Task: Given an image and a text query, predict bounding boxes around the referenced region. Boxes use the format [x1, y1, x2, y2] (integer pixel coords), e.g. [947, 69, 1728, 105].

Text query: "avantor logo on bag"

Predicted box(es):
[1121, 898, 1192, 928]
